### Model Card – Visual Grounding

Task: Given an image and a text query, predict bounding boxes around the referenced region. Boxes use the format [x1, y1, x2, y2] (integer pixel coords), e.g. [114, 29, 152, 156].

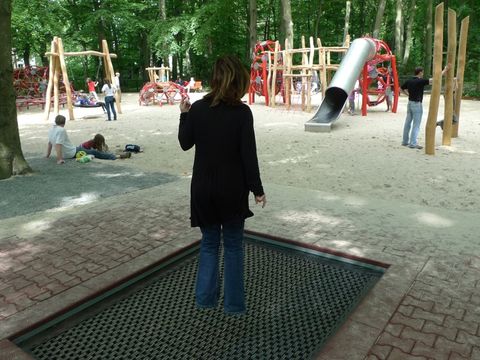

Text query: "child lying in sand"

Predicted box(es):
[79, 134, 130, 160]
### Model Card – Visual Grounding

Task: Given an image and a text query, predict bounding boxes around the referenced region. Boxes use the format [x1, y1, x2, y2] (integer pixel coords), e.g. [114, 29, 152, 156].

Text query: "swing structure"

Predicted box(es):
[44, 37, 121, 121]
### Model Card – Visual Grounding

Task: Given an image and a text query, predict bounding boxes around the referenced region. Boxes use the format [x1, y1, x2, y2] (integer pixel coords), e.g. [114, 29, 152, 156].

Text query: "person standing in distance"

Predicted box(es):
[178, 55, 266, 315]
[113, 72, 121, 103]
[401, 65, 449, 149]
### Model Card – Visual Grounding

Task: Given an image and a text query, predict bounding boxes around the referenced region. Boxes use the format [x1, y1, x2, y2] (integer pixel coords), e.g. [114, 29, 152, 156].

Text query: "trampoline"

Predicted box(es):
[14, 232, 386, 359]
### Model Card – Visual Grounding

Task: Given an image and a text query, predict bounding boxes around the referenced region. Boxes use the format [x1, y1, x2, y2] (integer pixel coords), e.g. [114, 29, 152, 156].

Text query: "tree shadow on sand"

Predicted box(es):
[0, 155, 179, 220]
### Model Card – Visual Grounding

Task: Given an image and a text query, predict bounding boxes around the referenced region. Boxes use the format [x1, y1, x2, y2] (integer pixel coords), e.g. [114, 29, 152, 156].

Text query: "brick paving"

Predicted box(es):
[1, 178, 480, 359]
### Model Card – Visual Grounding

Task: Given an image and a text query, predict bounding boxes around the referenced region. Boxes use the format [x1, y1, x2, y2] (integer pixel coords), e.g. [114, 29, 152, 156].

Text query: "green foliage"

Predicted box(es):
[10, 0, 480, 89]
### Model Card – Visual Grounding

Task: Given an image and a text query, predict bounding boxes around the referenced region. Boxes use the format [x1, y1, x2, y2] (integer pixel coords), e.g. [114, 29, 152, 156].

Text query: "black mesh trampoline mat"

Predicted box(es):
[14, 234, 384, 360]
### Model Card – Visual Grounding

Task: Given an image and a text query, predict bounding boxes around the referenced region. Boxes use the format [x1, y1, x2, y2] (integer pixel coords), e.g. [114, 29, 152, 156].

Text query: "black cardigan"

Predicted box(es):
[178, 98, 264, 227]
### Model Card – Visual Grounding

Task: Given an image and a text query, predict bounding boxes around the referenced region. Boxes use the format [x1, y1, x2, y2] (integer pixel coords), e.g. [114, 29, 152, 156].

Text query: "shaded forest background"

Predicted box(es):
[10, 0, 480, 95]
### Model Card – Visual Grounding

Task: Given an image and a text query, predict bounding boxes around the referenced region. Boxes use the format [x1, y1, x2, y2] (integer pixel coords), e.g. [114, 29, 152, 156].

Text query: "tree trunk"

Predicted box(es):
[372, 0, 387, 38]
[139, 33, 150, 82]
[424, 0, 433, 77]
[0, 0, 32, 179]
[23, 44, 30, 67]
[394, 0, 403, 59]
[159, 0, 166, 20]
[343, 1, 351, 44]
[280, 0, 294, 47]
[402, 0, 416, 65]
[249, 0, 257, 58]
[313, 0, 324, 39]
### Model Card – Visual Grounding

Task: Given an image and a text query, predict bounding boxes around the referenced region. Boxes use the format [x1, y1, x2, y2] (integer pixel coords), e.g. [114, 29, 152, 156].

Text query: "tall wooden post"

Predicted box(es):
[270, 41, 280, 107]
[442, 9, 456, 145]
[102, 39, 122, 113]
[57, 38, 74, 121]
[425, 3, 444, 155]
[53, 40, 61, 116]
[284, 38, 291, 109]
[43, 39, 56, 121]
[318, 38, 327, 98]
[453, 16, 469, 138]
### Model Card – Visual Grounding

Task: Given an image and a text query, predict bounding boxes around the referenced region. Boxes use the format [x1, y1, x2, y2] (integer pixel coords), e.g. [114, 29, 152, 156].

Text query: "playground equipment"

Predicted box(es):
[138, 66, 189, 106]
[12, 65, 74, 111]
[43, 37, 120, 121]
[305, 37, 400, 132]
[249, 36, 351, 112]
[425, 3, 469, 155]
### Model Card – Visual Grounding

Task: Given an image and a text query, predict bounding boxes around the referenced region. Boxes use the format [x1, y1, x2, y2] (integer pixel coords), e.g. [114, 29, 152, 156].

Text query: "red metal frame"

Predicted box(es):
[359, 38, 399, 116]
[139, 81, 189, 106]
[248, 40, 284, 106]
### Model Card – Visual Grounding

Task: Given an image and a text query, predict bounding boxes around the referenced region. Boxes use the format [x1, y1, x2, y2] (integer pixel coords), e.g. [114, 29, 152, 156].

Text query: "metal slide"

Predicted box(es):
[305, 38, 376, 132]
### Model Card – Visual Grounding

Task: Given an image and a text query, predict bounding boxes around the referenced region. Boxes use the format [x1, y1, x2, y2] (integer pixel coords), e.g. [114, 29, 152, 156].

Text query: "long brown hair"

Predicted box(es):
[93, 134, 108, 152]
[204, 55, 250, 107]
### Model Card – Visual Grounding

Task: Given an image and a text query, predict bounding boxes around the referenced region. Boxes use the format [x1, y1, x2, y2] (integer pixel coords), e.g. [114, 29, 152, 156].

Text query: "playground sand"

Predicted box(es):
[13, 92, 480, 218]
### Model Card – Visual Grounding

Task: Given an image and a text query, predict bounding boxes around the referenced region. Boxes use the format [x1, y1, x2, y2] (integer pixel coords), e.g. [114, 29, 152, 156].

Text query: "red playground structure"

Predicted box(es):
[249, 40, 284, 106]
[13, 65, 74, 111]
[138, 81, 189, 106]
[359, 38, 399, 115]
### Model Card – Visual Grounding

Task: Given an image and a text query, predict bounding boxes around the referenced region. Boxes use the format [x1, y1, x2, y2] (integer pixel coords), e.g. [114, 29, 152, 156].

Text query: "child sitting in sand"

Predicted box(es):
[79, 134, 130, 159]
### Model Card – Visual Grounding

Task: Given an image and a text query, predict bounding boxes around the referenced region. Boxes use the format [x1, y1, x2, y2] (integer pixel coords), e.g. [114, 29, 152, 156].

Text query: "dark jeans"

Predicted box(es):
[76, 146, 116, 160]
[196, 219, 245, 314]
[105, 96, 117, 120]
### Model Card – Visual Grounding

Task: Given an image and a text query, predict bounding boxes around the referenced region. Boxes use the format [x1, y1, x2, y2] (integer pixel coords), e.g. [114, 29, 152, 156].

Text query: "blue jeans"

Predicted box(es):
[196, 220, 245, 314]
[105, 96, 117, 120]
[403, 101, 423, 146]
[76, 146, 116, 160]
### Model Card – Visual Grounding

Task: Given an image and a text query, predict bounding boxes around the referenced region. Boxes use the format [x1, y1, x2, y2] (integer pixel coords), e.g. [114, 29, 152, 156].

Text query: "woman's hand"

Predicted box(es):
[255, 194, 266, 208]
[180, 98, 191, 113]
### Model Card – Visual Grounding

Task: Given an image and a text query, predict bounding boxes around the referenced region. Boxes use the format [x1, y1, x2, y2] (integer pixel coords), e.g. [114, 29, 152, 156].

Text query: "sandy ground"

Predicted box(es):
[11, 91, 480, 218]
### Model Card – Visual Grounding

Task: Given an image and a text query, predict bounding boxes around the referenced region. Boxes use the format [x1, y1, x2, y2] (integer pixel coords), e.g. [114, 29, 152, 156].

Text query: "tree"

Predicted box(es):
[372, 0, 387, 39]
[280, 0, 293, 47]
[394, 0, 403, 59]
[249, 0, 257, 57]
[0, 0, 32, 180]
[402, 0, 416, 66]
[343, 0, 351, 44]
[424, 0, 433, 77]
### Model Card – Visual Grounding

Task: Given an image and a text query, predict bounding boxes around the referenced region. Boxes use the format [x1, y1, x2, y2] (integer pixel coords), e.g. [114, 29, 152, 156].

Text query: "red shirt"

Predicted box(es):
[87, 81, 96, 92]
[81, 140, 95, 149]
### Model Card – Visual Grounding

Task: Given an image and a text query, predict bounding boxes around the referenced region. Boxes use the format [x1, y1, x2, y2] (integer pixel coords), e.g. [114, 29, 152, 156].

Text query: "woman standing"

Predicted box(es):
[101, 79, 117, 121]
[178, 55, 266, 315]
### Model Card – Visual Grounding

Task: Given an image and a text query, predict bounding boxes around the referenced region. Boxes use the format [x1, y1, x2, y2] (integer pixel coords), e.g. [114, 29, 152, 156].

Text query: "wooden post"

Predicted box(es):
[425, 3, 444, 155]
[57, 38, 74, 121]
[453, 16, 469, 138]
[442, 9, 456, 145]
[43, 39, 56, 121]
[318, 38, 327, 98]
[301, 36, 307, 111]
[102, 40, 121, 113]
[270, 41, 280, 107]
[285, 38, 291, 110]
[53, 42, 61, 116]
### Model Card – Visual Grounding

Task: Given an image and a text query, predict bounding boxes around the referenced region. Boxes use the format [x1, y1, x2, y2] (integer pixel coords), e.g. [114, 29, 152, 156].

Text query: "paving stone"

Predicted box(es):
[398, 305, 415, 316]
[391, 312, 425, 331]
[369, 344, 392, 359]
[472, 347, 480, 360]
[411, 342, 448, 360]
[412, 308, 445, 326]
[377, 332, 415, 353]
[0, 303, 18, 318]
[387, 348, 427, 360]
[403, 295, 435, 312]
[400, 326, 437, 347]
[422, 320, 457, 341]
[456, 330, 480, 347]
[385, 323, 404, 337]
[444, 315, 478, 335]
[434, 336, 471, 358]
